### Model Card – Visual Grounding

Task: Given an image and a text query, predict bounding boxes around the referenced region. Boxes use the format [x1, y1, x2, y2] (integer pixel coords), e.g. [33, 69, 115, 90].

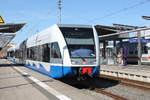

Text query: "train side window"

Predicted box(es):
[42, 44, 50, 62]
[27, 48, 30, 59]
[135, 50, 137, 55]
[51, 42, 61, 58]
[30, 47, 34, 60]
[129, 50, 134, 55]
[50, 42, 62, 64]
[37, 45, 43, 61]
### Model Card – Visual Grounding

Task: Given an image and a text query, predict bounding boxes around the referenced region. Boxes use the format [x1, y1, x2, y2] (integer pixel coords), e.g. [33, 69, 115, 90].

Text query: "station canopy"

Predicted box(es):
[95, 24, 144, 41]
[0, 23, 25, 33]
[0, 23, 25, 50]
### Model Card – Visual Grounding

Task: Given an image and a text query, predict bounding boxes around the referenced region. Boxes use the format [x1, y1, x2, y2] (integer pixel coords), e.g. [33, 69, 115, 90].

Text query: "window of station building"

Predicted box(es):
[51, 42, 61, 58]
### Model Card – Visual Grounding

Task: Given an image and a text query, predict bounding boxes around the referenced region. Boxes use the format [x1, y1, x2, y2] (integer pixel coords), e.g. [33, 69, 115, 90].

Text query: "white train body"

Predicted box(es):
[7, 24, 100, 78]
[141, 43, 150, 64]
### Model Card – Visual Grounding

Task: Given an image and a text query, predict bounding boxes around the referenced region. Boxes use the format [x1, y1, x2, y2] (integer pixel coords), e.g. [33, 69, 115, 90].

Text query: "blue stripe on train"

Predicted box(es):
[25, 63, 100, 78]
[25, 64, 73, 78]
[8, 58, 100, 78]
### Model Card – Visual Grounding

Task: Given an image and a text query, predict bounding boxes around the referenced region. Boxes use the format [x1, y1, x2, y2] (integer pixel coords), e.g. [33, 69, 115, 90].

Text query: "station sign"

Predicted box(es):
[0, 16, 4, 24]
[129, 39, 150, 43]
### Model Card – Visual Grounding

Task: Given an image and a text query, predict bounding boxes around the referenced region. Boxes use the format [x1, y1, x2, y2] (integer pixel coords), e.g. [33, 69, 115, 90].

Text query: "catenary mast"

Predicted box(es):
[57, 0, 62, 24]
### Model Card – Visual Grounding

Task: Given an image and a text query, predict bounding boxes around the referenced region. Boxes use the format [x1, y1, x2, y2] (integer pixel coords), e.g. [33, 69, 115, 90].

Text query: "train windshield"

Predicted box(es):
[60, 27, 96, 58]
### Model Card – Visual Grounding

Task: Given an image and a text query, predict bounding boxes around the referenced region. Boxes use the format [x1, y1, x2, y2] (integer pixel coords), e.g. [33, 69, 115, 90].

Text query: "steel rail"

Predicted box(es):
[100, 74, 150, 91]
[94, 88, 128, 100]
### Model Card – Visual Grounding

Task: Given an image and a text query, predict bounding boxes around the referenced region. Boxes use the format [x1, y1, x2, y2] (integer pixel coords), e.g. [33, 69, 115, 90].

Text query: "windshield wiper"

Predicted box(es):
[75, 52, 86, 61]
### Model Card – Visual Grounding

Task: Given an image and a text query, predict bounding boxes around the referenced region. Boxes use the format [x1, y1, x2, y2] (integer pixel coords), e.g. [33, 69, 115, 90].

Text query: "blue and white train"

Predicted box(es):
[7, 24, 100, 79]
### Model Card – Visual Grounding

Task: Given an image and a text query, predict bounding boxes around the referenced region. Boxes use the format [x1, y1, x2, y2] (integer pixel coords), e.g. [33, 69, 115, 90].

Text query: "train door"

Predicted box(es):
[50, 42, 62, 63]
[127, 44, 138, 63]
[50, 42, 63, 76]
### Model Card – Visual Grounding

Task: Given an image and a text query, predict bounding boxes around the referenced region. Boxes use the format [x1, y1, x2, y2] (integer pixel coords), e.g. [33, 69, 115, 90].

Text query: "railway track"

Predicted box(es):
[93, 88, 128, 100]
[61, 77, 129, 100]
[100, 74, 150, 92]
[61, 75, 150, 100]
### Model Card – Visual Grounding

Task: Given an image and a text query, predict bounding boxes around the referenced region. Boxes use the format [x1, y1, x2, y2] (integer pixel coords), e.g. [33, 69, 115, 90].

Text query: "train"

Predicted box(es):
[117, 39, 150, 64]
[141, 42, 150, 65]
[7, 24, 100, 79]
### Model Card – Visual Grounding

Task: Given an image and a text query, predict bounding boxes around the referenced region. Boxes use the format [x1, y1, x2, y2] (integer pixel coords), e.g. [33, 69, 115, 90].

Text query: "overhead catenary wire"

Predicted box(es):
[86, 0, 150, 24]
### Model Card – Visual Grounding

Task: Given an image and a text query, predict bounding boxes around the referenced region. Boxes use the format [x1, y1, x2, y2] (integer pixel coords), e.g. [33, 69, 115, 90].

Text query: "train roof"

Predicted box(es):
[26, 24, 94, 47]
[58, 24, 93, 28]
[28, 24, 93, 38]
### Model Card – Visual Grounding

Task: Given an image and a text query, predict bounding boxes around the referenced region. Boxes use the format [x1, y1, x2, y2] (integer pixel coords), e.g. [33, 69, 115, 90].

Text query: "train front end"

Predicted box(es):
[59, 25, 100, 78]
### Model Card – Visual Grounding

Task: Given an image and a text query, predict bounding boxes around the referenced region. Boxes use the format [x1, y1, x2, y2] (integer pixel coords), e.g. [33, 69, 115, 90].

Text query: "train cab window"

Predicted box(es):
[51, 42, 61, 58]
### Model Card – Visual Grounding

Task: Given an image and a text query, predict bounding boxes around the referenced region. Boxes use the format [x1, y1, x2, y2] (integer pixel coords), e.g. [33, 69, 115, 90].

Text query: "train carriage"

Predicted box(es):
[117, 40, 150, 64]
[141, 43, 150, 65]
[8, 24, 100, 79]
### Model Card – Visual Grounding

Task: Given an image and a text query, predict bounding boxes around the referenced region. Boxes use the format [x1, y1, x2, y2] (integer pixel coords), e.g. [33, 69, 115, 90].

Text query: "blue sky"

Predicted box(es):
[1, 0, 150, 43]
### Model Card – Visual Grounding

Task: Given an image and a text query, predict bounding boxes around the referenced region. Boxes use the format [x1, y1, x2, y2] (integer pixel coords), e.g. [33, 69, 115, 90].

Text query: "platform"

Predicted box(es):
[101, 64, 150, 83]
[0, 59, 98, 100]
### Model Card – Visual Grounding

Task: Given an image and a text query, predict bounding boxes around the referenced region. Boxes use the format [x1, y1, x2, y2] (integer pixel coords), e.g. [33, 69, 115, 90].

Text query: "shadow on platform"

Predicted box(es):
[59, 76, 119, 89]
[0, 64, 24, 67]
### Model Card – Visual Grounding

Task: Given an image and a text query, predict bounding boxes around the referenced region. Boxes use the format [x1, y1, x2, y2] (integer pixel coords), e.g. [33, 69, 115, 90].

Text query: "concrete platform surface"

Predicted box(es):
[0, 59, 99, 100]
[101, 64, 150, 83]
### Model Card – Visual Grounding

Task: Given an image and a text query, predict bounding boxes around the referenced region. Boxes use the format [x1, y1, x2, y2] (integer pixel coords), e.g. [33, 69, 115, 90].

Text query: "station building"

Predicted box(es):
[0, 16, 25, 57]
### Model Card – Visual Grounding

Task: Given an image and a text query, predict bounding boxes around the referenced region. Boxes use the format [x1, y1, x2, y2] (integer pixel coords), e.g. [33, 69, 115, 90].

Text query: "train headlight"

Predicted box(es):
[71, 60, 78, 64]
[71, 61, 76, 64]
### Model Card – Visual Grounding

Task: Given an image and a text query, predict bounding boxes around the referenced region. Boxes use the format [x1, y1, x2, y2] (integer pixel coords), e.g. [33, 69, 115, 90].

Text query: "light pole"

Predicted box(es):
[57, 0, 62, 24]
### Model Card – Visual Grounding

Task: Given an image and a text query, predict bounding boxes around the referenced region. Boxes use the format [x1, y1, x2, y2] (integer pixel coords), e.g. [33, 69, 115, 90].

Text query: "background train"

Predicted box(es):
[99, 39, 150, 65]
[117, 39, 150, 64]
[7, 24, 100, 79]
